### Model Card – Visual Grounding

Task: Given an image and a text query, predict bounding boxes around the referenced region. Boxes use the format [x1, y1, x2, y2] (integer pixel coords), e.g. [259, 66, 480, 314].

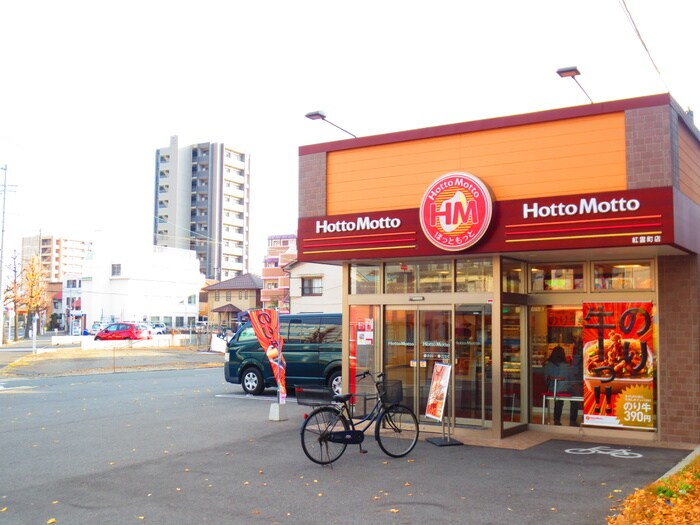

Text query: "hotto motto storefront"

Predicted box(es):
[296, 94, 700, 445]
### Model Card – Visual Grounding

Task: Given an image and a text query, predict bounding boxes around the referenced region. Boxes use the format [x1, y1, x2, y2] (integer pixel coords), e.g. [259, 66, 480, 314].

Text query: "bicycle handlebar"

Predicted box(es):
[355, 370, 385, 381]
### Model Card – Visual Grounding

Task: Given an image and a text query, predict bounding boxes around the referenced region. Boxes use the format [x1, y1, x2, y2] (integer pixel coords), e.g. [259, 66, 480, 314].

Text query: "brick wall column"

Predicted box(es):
[626, 105, 675, 188]
[298, 152, 327, 218]
[657, 254, 700, 443]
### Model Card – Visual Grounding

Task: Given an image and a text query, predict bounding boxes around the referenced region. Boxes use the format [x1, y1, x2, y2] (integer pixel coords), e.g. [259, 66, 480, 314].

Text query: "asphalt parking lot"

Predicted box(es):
[212, 391, 694, 524]
[1, 342, 696, 524]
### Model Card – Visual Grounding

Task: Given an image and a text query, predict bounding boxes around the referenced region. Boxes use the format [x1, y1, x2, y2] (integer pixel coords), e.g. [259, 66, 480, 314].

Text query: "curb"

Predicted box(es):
[658, 444, 700, 480]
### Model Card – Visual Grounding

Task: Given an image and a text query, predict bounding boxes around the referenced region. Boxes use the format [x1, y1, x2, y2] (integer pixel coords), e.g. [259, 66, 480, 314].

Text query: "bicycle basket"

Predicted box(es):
[378, 380, 403, 405]
[294, 386, 335, 406]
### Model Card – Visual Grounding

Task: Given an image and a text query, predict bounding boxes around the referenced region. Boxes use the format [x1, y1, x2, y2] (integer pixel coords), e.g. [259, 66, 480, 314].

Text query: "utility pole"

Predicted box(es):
[0, 165, 7, 345]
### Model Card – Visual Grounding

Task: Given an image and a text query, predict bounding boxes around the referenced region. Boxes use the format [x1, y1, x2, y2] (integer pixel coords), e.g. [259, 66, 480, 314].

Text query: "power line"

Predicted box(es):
[618, 0, 668, 91]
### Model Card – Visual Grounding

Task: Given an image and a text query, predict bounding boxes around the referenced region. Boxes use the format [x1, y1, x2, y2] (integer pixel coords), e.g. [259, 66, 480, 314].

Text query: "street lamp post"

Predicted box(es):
[305, 111, 357, 138]
[556, 66, 594, 104]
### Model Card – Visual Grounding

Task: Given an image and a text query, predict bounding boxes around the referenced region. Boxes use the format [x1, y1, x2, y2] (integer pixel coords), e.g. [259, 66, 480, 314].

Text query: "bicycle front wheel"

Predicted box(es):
[375, 404, 419, 458]
[301, 407, 349, 465]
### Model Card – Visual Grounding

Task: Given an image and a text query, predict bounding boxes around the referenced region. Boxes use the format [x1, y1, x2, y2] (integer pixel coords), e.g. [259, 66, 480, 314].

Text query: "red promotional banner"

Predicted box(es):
[581, 302, 655, 429]
[249, 309, 287, 403]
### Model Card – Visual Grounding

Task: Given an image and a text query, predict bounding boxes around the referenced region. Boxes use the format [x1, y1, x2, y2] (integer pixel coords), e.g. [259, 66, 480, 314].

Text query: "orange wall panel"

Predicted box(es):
[327, 113, 627, 215]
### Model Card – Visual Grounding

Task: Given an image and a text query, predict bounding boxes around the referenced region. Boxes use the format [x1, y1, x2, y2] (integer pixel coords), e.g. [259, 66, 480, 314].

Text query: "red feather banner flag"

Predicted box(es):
[248, 309, 286, 403]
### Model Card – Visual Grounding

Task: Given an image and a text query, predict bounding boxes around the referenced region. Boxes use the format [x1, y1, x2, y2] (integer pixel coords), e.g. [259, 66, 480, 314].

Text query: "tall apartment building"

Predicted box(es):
[21, 235, 92, 282]
[154, 135, 250, 280]
[260, 234, 296, 313]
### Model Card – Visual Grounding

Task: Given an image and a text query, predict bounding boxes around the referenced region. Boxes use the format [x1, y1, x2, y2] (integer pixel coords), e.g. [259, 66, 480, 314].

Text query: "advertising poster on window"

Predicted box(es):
[582, 302, 655, 429]
[425, 363, 451, 421]
[349, 310, 378, 399]
[248, 309, 286, 403]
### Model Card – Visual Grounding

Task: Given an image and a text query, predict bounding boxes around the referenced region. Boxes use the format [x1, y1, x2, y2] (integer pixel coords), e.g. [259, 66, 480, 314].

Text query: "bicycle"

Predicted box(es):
[297, 371, 419, 465]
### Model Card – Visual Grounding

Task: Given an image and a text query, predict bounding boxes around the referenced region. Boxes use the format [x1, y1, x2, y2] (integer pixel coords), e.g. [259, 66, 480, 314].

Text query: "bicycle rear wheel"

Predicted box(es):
[301, 406, 349, 465]
[375, 404, 419, 458]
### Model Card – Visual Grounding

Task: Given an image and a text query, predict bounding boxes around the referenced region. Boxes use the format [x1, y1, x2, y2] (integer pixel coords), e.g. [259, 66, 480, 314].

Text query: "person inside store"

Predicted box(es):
[545, 345, 571, 425]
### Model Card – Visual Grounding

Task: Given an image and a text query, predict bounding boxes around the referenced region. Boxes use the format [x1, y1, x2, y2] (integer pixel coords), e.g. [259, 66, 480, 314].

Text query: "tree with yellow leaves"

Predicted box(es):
[19, 255, 48, 338]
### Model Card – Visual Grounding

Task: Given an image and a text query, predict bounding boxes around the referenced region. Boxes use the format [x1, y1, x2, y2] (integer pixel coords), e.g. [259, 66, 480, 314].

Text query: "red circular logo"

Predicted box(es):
[419, 172, 493, 251]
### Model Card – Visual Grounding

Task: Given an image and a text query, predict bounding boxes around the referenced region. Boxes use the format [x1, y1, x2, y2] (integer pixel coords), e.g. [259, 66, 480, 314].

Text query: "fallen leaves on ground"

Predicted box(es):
[607, 454, 700, 524]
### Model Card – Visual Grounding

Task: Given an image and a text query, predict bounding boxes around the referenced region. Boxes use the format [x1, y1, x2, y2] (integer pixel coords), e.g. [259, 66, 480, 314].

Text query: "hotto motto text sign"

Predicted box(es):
[419, 172, 493, 251]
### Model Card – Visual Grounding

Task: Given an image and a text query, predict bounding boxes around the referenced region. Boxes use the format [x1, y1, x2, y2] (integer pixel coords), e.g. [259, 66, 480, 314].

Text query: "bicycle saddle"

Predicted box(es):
[333, 393, 352, 403]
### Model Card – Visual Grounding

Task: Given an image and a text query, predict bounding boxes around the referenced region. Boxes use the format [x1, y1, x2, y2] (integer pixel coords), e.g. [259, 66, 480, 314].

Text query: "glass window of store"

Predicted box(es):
[416, 262, 453, 293]
[593, 262, 652, 290]
[348, 305, 380, 407]
[530, 306, 584, 426]
[530, 263, 584, 291]
[502, 305, 523, 427]
[385, 263, 417, 293]
[502, 259, 525, 294]
[350, 264, 381, 294]
[456, 258, 493, 292]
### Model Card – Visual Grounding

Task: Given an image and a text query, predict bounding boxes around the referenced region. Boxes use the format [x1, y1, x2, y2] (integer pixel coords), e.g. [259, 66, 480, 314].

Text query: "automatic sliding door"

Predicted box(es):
[384, 307, 451, 420]
[454, 305, 492, 426]
[417, 309, 451, 424]
[383, 309, 416, 412]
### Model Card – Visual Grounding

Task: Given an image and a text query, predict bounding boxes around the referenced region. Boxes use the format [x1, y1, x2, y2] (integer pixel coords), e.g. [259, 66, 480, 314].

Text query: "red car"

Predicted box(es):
[94, 322, 153, 341]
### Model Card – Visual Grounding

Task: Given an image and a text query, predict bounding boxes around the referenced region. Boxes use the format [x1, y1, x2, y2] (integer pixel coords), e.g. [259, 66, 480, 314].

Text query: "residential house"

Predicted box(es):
[285, 261, 342, 314]
[204, 273, 262, 330]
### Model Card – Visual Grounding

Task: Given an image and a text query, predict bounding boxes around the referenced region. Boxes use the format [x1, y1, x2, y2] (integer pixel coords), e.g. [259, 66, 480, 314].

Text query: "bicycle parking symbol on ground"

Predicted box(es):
[565, 445, 643, 458]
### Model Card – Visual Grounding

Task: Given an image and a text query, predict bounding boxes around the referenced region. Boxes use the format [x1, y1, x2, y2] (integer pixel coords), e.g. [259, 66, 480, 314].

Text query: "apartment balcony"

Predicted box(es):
[224, 246, 244, 257]
[261, 267, 285, 279]
[260, 288, 289, 302]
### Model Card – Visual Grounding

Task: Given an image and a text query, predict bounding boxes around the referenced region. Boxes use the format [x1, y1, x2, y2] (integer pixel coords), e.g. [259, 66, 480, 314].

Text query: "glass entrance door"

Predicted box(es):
[417, 309, 451, 424]
[384, 307, 451, 422]
[454, 305, 492, 426]
[384, 305, 492, 426]
[383, 309, 416, 412]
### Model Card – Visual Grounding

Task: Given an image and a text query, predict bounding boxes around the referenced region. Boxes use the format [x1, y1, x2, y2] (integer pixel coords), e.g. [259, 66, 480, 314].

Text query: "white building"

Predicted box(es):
[286, 261, 342, 314]
[81, 235, 205, 330]
[154, 135, 250, 280]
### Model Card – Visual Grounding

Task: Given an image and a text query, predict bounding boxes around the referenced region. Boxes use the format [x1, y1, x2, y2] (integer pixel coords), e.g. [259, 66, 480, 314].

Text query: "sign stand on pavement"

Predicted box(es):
[424, 363, 463, 447]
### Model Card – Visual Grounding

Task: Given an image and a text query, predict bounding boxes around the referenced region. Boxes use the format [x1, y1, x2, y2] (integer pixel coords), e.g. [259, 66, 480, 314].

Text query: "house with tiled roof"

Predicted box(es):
[203, 273, 262, 329]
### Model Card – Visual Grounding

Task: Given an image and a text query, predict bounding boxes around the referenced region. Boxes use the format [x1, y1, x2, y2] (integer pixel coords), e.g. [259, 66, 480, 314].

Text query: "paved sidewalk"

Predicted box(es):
[0, 345, 223, 377]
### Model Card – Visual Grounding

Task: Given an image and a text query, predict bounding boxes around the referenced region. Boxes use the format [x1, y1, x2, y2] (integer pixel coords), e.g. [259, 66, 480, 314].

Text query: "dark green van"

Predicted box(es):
[224, 313, 342, 395]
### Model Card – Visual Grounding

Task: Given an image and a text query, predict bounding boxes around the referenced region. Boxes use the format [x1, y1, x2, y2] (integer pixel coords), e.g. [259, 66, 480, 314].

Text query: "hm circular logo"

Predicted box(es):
[419, 172, 493, 251]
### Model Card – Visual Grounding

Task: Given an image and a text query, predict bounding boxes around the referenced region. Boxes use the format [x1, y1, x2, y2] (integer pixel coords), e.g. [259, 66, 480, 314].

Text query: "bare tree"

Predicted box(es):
[3, 251, 24, 341]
